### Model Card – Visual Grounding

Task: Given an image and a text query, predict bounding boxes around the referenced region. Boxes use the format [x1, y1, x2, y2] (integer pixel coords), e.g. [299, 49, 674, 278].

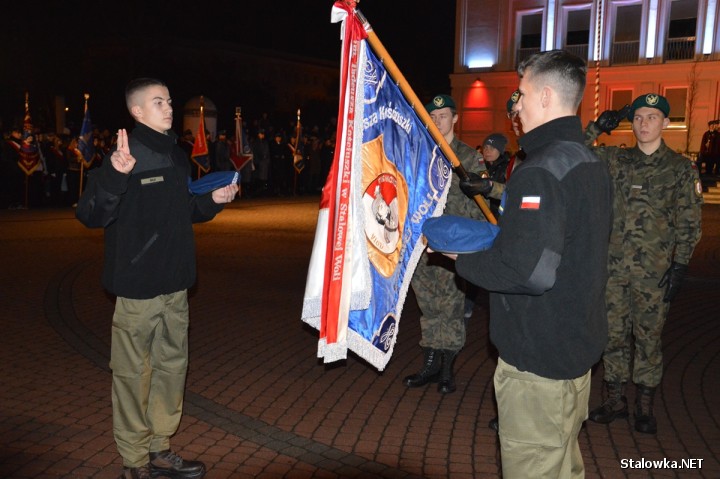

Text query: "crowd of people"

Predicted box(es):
[0, 112, 338, 210]
[181, 115, 339, 199]
[0, 127, 116, 209]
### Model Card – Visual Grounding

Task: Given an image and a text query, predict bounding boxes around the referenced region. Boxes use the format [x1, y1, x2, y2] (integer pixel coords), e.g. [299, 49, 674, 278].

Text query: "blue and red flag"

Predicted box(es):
[78, 96, 95, 168]
[191, 104, 211, 173]
[301, 2, 451, 371]
[230, 109, 253, 171]
[17, 93, 41, 176]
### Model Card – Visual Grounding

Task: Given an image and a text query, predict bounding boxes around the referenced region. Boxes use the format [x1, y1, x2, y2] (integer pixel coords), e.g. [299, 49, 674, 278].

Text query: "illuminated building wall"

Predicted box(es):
[453, 0, 720, 154]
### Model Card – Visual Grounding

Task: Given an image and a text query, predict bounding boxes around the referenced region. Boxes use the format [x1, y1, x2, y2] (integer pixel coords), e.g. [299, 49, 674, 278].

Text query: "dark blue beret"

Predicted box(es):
[188, 171, 239, 195]
[422, 215, 499, 254]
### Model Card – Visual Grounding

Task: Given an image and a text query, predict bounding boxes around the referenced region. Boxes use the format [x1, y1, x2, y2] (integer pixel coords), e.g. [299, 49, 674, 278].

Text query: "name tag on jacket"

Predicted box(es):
[140, 176, 164, 185]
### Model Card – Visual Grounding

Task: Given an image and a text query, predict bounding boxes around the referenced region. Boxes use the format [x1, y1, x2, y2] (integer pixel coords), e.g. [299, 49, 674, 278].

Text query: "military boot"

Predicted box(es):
[634, 385, 657, 434]
[588, 381, 629, 423]
[403, 348, 441, 387]
[437, 350, 458, 394]
[118, 465, 151, 479]
[149, 450, 205, 479]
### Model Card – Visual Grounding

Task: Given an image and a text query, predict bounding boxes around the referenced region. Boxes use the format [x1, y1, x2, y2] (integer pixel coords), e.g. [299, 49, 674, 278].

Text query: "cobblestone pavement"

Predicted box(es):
[1, 197, 718, 479]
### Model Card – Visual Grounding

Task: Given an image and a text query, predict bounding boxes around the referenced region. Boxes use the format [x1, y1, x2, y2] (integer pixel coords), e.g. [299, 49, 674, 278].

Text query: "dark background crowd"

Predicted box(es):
[0, 0, 456, 210]
[0, 109, 341, 210]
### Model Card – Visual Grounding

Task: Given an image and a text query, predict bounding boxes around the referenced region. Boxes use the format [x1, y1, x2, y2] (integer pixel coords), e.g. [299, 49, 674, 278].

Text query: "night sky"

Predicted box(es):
[1, 0, 455, 132]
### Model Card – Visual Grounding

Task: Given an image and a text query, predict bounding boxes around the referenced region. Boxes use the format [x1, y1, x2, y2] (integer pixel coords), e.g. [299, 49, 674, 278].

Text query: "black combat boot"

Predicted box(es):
[488, 416, 499, 432]
[634, 385, 657, 434]
[118, 464, 151, 479]
[588, 381, 629, 423]
[403, 348, 441, 387]
[149, 450, 206, 479]
[437, 350, 458, 394]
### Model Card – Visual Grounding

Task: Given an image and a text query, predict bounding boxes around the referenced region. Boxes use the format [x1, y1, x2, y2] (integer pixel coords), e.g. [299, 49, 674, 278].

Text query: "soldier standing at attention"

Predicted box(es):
[699, 119, 720, 176]
[404, 94, 487, 394]
[585, 93, 703, 434]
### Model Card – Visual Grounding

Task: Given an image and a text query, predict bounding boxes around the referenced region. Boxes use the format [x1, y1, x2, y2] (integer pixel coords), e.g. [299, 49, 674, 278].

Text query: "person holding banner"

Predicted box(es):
[404, 94, 488, 395]
[65, 137, 84, 207]
[251, 129, 270, 196]
[211, 130, 234, 172]
[2, 127, 26, 208]
[76, 78, 237, 479]
[451, 50, 613, 477]
[460, 90, 525, 432]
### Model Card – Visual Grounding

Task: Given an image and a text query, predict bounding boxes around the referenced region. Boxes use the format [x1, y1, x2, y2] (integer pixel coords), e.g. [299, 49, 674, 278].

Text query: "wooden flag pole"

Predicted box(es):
[78, 94, 90, 198]
[354, 9, 497, 225]
[593, 0, 603, 122]
[79, 162, 85, 199]
[293, 108, 302, 196]
[235, 107, 242, 197]
[592, 0, 604, 148]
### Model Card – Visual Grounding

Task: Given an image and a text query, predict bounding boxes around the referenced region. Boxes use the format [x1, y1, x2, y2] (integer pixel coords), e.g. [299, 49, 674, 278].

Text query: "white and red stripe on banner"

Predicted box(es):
[301, 2, 370, 362]
[302, 2, 452, 370]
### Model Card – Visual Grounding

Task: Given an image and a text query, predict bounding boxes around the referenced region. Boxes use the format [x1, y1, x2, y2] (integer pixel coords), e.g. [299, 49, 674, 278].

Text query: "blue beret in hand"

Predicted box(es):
[188, 171, 239, 195]
[422, 215, 499, 254]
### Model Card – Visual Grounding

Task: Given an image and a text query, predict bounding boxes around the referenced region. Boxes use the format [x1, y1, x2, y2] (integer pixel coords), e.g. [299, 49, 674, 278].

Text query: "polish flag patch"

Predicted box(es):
[520, 196, 541, 209]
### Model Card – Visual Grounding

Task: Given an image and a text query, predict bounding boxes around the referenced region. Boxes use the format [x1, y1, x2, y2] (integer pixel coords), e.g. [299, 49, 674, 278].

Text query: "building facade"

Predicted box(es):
[452, 0, 720, 155]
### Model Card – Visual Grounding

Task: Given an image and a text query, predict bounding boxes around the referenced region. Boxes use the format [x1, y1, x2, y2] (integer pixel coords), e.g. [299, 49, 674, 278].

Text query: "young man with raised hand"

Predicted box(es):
[77, 78, 238, 479]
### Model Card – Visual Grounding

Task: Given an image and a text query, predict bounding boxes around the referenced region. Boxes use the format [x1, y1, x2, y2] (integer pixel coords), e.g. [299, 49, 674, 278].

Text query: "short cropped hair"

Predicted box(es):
[125, 77, 166, 111]
[518, 50, 587, 111]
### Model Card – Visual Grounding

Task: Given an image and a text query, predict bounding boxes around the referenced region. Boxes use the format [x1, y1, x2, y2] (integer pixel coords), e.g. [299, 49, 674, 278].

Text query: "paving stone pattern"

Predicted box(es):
[1, 198, 718, 478]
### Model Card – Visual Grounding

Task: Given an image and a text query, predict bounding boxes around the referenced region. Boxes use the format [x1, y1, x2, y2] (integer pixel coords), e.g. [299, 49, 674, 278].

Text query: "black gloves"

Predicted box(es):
[596, 104, 632, 134]
[658, 262, 688, 302]
[459, 172, 493, 198]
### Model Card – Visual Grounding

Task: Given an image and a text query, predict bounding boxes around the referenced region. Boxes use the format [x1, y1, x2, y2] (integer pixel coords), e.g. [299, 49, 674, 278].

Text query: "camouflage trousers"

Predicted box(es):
[411, 251, 466, 351]
[602, 273, 669, 387]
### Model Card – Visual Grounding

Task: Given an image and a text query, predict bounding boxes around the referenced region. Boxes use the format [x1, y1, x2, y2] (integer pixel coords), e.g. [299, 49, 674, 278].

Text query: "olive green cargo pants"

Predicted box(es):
[110, 291, 189, 468]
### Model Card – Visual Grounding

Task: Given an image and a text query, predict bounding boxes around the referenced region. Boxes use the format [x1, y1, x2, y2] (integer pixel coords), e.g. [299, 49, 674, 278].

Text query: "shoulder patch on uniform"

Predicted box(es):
[694, 179, 703, 197]
[520, 196, 541, 209]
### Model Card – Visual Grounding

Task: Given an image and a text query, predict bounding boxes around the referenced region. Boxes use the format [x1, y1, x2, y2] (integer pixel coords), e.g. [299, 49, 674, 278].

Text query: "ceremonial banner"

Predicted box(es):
[192, 105, 211, 173]
[301, 2, 452, 371]
[17, 95, 40, 176]
[292, 146, 305, 174]
[292, 110, 305, 174]
[78, 99, 95, 168]
[230, 109, 253, 171]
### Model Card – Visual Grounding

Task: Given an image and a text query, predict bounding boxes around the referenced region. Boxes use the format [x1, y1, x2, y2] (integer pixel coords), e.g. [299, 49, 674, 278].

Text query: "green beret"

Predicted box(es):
[426, 94, 456, 113]
[628, 93, 670, 120]
[507, 90, 520, 113]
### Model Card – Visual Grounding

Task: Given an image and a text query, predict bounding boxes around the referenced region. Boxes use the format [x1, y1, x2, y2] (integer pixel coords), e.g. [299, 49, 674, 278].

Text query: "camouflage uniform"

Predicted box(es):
[587, 125, 703, 387]
[411, 137, 487, 351]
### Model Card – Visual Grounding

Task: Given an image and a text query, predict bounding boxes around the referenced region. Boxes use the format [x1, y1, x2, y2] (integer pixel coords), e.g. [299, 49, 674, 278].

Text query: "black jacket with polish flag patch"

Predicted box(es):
[76, 122, 224, 299]
[455, 116, 612, 380]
